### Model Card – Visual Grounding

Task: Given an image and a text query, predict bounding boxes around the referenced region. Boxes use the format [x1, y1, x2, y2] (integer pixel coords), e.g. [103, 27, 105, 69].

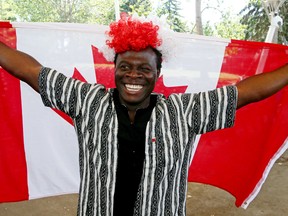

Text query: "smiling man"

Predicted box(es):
[114, 48, 161, 123]
[1, 14, 288, 216]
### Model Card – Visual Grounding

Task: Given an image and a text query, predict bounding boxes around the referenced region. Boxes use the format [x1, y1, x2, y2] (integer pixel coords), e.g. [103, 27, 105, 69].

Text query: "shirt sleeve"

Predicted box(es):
[38, 67, 93, 118]
[183, 85, 238, 134]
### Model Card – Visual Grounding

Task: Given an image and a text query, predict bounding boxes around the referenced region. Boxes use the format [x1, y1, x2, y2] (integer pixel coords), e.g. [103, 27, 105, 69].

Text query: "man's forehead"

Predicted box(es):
[116, 51, 156, 67]
[116, 49, 157, 65]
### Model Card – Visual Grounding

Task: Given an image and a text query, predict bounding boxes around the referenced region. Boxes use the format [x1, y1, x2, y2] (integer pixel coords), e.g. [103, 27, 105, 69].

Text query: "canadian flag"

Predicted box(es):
[0, 22, 288, 208]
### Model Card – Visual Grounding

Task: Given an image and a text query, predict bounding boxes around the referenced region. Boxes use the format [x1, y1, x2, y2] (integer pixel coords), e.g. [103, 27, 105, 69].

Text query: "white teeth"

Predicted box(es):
[125, 84, 143, 92]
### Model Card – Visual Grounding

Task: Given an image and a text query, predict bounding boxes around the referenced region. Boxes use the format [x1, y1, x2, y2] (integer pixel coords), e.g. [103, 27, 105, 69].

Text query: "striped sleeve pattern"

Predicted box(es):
[38, 67, 92, 118]
[38, 67, 119, 216]
[184, 85, 238, 134]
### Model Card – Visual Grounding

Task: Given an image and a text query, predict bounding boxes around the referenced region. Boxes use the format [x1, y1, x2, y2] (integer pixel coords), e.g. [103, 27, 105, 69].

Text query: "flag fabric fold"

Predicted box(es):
[0, 22, 28, 202]
[0, 22, 287, 208]
[189, 39, 288, 208]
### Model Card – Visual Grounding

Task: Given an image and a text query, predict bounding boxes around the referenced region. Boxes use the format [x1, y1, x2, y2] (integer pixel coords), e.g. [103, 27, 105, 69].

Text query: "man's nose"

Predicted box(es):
[127, 69, 142, 78]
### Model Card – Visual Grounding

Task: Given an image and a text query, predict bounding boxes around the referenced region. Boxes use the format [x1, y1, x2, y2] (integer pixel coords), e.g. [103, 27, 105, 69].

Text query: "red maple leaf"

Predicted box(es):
[54, 46, 188, 124]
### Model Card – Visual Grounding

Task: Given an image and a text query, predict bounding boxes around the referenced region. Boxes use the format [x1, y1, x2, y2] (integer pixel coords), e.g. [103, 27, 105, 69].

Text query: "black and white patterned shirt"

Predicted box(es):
[39, 67, 237, 216]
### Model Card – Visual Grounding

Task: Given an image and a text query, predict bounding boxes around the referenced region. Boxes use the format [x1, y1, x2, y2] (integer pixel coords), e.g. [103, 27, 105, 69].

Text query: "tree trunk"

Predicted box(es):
[195, 0, 203, 35]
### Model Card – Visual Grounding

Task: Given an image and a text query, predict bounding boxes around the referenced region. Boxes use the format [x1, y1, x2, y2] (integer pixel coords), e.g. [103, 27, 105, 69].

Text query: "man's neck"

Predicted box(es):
[121, 97, 151, 124]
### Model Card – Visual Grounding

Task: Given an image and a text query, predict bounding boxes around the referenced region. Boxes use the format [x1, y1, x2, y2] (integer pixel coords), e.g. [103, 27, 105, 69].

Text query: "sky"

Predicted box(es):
[179, 0, 249, 23]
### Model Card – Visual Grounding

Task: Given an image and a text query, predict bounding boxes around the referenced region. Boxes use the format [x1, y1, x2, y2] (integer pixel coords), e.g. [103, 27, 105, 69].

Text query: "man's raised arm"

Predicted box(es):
[236, 64, 288, 109]
[0, 41, 42, 92]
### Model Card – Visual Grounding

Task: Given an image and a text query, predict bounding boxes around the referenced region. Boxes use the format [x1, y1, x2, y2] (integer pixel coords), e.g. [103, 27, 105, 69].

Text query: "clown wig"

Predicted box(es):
[100, 13, 176, 63]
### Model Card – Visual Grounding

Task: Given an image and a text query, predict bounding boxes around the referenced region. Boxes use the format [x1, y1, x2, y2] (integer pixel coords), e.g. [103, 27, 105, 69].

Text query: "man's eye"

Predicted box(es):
[139, 67, 152, 73]
[120, 65, 129, 71]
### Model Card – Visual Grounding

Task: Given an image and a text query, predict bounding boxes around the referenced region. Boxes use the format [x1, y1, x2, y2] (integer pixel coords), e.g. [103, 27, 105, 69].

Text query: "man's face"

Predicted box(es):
[115, 47, 160, 110]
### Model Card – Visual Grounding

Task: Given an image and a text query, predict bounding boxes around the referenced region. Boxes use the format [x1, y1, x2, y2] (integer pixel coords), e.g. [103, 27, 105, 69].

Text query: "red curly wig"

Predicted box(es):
[106, 13, 162, 54]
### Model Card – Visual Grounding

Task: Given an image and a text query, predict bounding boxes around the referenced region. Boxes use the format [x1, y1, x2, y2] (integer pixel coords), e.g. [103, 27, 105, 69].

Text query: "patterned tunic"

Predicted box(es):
[39, 67, 238, 216]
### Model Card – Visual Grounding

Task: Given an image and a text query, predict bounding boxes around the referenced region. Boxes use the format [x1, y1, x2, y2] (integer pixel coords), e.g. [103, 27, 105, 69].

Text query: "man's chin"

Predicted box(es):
[120, 96, 150, 109]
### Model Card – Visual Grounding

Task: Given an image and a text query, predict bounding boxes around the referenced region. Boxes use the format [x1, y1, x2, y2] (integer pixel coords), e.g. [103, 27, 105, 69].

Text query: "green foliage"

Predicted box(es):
[199, 1, 246, 40]
[214, 11, 246, 39]
[1, 0, 189, 34]
[1, 0, 115, 25]
[88, 0, 115, 25]
[203, 22, 214, 36]
[0, 0, 16, 21]
[239, 0, 269, 42]
[120, 0, 152, 17]
[240, 0, 288, 43]
[156, 0, 188, 32]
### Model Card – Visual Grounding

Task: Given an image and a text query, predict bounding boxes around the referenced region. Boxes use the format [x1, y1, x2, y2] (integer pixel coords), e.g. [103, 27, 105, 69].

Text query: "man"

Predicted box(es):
[0, 14, 288, 216]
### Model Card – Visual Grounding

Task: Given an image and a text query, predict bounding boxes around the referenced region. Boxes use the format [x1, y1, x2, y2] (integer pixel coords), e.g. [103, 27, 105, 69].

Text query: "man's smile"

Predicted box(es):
[125, 84, 143, 92]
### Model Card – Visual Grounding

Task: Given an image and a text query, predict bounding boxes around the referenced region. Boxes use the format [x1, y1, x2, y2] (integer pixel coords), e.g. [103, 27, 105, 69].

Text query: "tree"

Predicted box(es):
[2, 0, 115, 25]
[89, 0, 115, 25]
[195, 0, 203, 34]
[0, 0, 17, 21]
[239, 0, 269, 42]
[193, 0, 224, 35]
[192, 0, 246, 39]
[240, 0, 288, 44]
[120, 0, 152, 17]
[211, 11, 246, 39]
[156, 0, 188, 32]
